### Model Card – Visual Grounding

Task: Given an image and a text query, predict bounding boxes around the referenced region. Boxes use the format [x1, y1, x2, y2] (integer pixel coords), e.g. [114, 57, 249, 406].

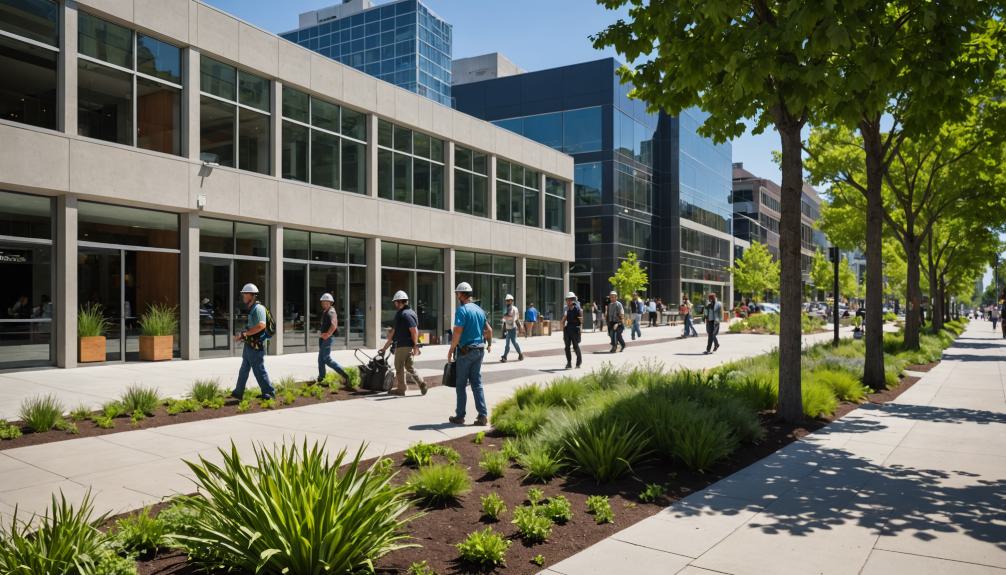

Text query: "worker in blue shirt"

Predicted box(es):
[230, 283, 275, 400]
[447, 282, 493, 426]
[524, 303, 539, 337]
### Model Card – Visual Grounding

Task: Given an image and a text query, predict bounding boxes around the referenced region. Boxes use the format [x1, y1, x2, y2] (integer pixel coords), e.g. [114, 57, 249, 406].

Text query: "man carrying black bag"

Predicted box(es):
[560, 291, 583, 369]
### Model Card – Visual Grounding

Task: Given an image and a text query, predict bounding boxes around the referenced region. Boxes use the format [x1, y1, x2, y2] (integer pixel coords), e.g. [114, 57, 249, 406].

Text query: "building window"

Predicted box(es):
[381, 241, 443, 340]
[615, 162, 652, 213]
[526, 258, 563, 320]
[77, 12, 182, 155]
[376, 118, 444, 208]
[496, 159, 539, 227]
[455, 251, 515, 327]
[0, 0, 59, 130]
[491, 106, 603, 155]
[545, 177, 567, 232]
[453, 145, 488, 217]
[200, 55, 270, 174]
[574, 162, 602, 206]
[280, 86, 367, 193]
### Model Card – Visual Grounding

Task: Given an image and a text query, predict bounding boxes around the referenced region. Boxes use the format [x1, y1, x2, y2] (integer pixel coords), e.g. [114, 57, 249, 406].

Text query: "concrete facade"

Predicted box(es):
[0, 0, 574, 369]
[452, 52, 526, 86]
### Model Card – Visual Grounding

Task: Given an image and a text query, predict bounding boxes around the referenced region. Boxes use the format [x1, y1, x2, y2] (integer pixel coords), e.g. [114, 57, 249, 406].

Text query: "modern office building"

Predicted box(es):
[280, 0, 452, 107]
[454, 58, 734, 310]
[0, 0, 573, 370]
[452, 52, 524, 86]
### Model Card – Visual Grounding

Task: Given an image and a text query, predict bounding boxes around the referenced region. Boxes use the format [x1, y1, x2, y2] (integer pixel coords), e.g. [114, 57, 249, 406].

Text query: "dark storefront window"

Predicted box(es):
[526, 259, 563, 320]
[281, 86, 367, 193]
[200, 56, 270, 174]
[454, 145, 488, 217]
[376, 118, 444, 209]
[0, 0, 59, 130]
[496, 160, 539, 228]
[455, 251, 515, 327]
[381, 241, 443, 342]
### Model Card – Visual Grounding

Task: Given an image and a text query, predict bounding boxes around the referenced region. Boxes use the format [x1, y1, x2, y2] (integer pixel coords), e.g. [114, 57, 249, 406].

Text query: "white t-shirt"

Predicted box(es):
[503, 304, 520, 330]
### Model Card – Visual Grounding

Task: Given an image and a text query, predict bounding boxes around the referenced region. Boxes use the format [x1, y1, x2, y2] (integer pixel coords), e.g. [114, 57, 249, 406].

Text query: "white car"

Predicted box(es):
[759, 303, 781, 314]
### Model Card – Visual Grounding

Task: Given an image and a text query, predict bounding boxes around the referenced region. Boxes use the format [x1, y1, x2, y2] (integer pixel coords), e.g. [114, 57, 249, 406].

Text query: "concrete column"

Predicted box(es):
[366, 114, 379, 197]
[365, 237, 381, 347]
[59, 1, 78, 133]
[562, 261, 570, 305]
[271, 81, 282, 177]
[516, 256, 527, 314]
[443, 247, 455, 343]
[488, 155, 497, 220]
[184, 47, 201, 160]
[565, 177, 575, 236]
[180, 213, 200, 360]
[269, 225, 284, 354]
[55, 195, 78, 368]
[538, 172, 546, 229]
[444, 141, 455, 212]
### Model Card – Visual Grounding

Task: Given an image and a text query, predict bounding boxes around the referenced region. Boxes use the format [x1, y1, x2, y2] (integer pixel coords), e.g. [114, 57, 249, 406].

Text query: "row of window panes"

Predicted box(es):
[381, 241, 442, 271]
[680, 227, 730, 260]
[492, 107, 603, 155]
[526, 258, 562, 279]
[496, 160, 540, 227]
[200, 217, 269, 257]
[299, 1, 417, 37]
[199, 56, 271, 174]
[614, 109, 654, 166]
[281, 86, 366, 193]
[456, 251, 515, 275]
[761, 192, 781, 212]
[454, 146, 488, 218]
[283, 229, 366, 264]
[377, 119, 445, 208]
[617, 217, 651, 250]
[0, 0, 59, 130]
[615, 163, 652, 213]
[544, 177, 567, 232]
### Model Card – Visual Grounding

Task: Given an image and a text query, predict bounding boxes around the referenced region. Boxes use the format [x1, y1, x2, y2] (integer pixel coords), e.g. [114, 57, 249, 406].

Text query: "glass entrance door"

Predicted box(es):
[200, 257, 232, 356]
[0, 242, 54, 369]
[309, 264, 347, 350]
[78, 248, 123, 362]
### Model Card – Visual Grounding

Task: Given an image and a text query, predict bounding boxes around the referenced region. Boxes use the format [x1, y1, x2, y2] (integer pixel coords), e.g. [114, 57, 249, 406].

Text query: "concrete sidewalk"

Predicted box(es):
[543, 322, 1006, 575]
[0, 324, 849, 523]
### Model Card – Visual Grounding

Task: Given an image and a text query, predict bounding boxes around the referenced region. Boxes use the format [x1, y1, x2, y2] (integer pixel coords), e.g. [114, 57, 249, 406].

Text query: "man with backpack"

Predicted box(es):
[606, 291, 626, 353]
[379, 290, 427, 396]
[230, 283, 275, 400]
[317, 292, 350, 388]
[500, 294, 524, 362]
[449, 282, 493, 426]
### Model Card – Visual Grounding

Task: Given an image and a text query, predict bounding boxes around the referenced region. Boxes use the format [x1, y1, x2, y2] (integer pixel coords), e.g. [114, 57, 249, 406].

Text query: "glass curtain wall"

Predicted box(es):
[280, 86, 367, 193]
[282, 229, 366, 352]
[78, 202, 180, 362]
[376, 119, 445, 209]
[0, 190, 54, 369]
[455, 251, 515, 328]
[490, 106, 603, 155]
[200, 56, 271, 174]
[198, 218, 270, 356]
[495, 160, 539, 227]
[544, 177, 567, 232]
[77, 11, 182, 154]
[526, 259, 563, 321]
[381, 241, 443, 343]
[0, 0, 59, 130]
[453, 145, 488, 218]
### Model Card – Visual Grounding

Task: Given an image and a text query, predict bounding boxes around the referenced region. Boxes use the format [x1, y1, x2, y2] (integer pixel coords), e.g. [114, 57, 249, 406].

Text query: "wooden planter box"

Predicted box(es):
[139, 335, 173, 361]
[78, 336, 106, 363]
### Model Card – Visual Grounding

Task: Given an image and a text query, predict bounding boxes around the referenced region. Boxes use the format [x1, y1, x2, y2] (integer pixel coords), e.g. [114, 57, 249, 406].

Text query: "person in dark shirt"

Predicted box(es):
[560, 291, 583, 369]
[317, 293, 350, 388]
[380, 290, 427, 397]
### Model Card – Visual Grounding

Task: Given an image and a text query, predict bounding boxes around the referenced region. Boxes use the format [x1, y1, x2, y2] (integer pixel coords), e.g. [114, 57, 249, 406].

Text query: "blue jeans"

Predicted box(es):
[317, 338, 348, 382]
[706, 321, 720, 352]
[631, 314, 642, 339]
[683, 314, 698, 337]
[608, 322, 625, 349]
[502, 328, 522, 358]
[234, 344, 275, 398]
[455, 347, 487, 419]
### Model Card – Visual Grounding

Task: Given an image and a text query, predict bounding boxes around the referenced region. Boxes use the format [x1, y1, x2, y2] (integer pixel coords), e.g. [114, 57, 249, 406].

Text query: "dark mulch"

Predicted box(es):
[124, 370, 926, 575]
[905, 361, 940, 373]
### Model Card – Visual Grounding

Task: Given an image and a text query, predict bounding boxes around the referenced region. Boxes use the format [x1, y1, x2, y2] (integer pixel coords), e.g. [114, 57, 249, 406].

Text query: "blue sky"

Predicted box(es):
[204, 0, 785, 183]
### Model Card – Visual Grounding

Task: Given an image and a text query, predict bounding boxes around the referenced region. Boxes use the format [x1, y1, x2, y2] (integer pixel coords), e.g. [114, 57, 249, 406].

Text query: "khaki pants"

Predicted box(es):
[394, 347, 422, 392]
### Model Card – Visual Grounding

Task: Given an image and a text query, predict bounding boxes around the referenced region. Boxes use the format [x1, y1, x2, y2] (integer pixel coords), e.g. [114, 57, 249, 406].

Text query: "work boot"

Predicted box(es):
[565, 363, 572, 369]
[500, 356, 507, 363]
[474, 415, 488, 426]
[389, 389, 406, 396]
[448, 415, 465, 425]
[714, 343, 720, 352]
[609, 346, 617, 353]
[419, 380, 428, 395]
[518, 353, 524, 361]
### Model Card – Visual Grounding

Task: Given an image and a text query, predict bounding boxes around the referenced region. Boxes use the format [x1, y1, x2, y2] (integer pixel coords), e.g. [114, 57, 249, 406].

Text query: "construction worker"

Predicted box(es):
[606, 290, 626, 353]
[500, 294, 524, 362]
[230, 283, 275, 400]
[448, 282, 492, 426]
[317, 293, 350, 388]
[379, 290, 427, 396]
[560, 291, 583, 369]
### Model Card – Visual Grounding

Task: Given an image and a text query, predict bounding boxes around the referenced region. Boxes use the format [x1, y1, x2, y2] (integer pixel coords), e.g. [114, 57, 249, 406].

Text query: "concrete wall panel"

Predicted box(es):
[411, 207, 432, 241]
[375, 81, 396, 120]
[416, 98, 434, 133]
[394, 89, 419, 129]
[310, 53, 343, 102]
[70, 140, 188, 208]
[189, 165, 239, 214]
[134, 0, 188, 43]
[236, 174, 278, 221]
[309, 188, 346, 232]
[379, 201, 414, 240]
[340, 193, 378, 235]
[0, 124, 69, 193]
[431, 104, 453, 140]
[196, 3, 239, 62]
[278, 40, 312, 89]
[77, 0, 133, 23]
[239, 23, 279, 77]
[276, 181, 312, 224]
[340, 67, 377, 111]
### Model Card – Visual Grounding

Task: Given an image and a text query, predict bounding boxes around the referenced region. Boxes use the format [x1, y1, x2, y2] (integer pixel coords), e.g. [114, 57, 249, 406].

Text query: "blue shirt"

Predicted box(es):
[525, 307, 539, 322]
[454, 302, 487, 348]
[247, 302, 266, 329]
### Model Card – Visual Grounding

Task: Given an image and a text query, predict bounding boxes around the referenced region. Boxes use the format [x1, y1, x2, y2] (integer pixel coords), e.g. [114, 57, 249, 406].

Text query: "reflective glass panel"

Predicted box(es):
[235, 222, 268, 257]
[238, 71, 270, 112]
[311, 129, 339, 189]
[79, 202, 178, 249]
[199, 218, 233, 254]
[282, 121, 309, 182]
[282, 86, 309, 122]
[0, 0, 59, 45]
[77, 60, 132, 145]
[238, 107, 270, 174]
[283, 228, 310, 260]
[78, 12, 131, 68]
[0, 191, 51, 240]
[200, 95, 235, 166]
[200, 56, 236, 101]
[0, 35, 57, 129]
[136, 77, 181, 155]
[136, 35, 181, 84]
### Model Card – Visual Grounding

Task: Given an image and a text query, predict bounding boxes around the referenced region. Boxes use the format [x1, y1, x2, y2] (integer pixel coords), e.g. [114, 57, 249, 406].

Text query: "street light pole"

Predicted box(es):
[830, 246, 840, 346]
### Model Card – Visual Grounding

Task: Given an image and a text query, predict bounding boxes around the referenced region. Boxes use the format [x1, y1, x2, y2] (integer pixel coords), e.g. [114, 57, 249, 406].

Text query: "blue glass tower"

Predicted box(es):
[281, 0, 452, 106]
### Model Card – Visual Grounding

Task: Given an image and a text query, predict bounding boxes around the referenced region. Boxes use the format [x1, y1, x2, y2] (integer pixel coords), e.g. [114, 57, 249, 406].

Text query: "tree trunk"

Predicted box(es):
[926, 237, 943, 332]
[776, 118, 805, 423]
[860, 120, 886, 390]
[903, 237, 922, 349]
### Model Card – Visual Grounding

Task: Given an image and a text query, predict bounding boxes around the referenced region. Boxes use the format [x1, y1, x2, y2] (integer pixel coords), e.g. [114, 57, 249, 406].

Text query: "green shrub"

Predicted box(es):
[0, 491, 108, 575]
[492, 403, 550, 436]
[533, 554, 545, 566]
[258, 398, 276, 409]
[0, 420, 22, 440]
[810, 369, 868, 403]
[456, 527, 510, 569]
[538, 377, 591, 408]
[138, 303, 178, 337]
[512, 505, 552, 543]
[54, 419, 78, 435]
[564, 421, 651, 483]
[93, 547, 138, 575]
[585, 495, 614, 524]
[539, 495, 572, 524]
[473, 431, 485, 445]
[236, 399, 252, 413]
[518, 444, 563, 483]
[526, 487, 544, 505]
[585, 363, 622, 390]
[512, 383, 543, 407]
[711, 396, 766, 444]
[407, 463, 471, 506]
[130, 410, 146, 425]
[500, 438, 522, 461]
[120, 385, 160, 416]
[802, 380, 839, 418]
[639, 483, 667, 503]
[110, 506, 166, 556]
[480, 492, 506, 521]
[408, 560, 438, 575]
[93, 416, 115, 429]
[728, 321, 745, 333]
[157, 498, 201, 549]
[725, 371, 778, 412]
[101, 401, 125, 419]
[883, 311, 897, 322]
[18, 394, 64, 432]
[189, 379, 224, 404]
[177, 442, 414, 574]
[479, 450, 508, 478]
[669, 404, 739, 472]
[404, 441, 460, 467]
[78, 303, 109, 337]
[69, 404, 92, 422]
[165, 398, 202, 415]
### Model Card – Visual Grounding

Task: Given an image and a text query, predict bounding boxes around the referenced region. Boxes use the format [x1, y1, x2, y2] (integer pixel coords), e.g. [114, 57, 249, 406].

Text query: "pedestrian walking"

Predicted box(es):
[680, 295, 698, 337]
[991, 305, 1000, 332]
[500, 294, 524, 362]
[629, 293, 643, 340]
[606, 291, 626, 353]
[595, 302, 604, 332]
[379, 290, 427, 396]
[647, 298, 658, 327]
[703, 292, 723, 354]
[448, 282, 493, 426]
[316, 293, 350, 387]
[230, 283, 276, 400]
[561, 291, 583, 369]
[524, 303, 539, 337]
[1000, 291, 1006, 339]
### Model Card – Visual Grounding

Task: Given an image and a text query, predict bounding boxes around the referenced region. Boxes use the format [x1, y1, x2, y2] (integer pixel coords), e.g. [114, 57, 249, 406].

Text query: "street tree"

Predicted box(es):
[730, 242, 780, 302]
[608, 251, 648, 301]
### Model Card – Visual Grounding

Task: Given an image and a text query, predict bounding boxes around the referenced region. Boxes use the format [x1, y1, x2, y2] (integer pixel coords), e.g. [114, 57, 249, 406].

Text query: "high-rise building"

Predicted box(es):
[454, 57, 734, 310]
[281, 0, 452, 106]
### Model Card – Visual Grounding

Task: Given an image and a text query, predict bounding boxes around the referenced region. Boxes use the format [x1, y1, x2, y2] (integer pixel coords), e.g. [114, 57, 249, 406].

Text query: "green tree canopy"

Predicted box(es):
[608, 252, 649, 300]
[730, 242, 779, 302]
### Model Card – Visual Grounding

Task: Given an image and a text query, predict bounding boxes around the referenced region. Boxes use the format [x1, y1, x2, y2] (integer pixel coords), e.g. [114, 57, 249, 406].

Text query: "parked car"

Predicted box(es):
[760, 303, 781, 314]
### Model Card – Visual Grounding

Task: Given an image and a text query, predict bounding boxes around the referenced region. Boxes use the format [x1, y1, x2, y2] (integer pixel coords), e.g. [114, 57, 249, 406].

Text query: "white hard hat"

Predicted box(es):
[392, 290, 409, 302]
[319, 293, 334, 302]
[455, 282, 473, 293]
[609, 291, 618, 296]
[240, 283, 259, 294]
[504, 294, 514, 301]
[566, 291, 577, 299]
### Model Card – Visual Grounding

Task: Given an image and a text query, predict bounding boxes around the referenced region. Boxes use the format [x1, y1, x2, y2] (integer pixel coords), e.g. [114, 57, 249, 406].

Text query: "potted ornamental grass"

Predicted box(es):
[78, 303, 109, 363]
[139, 303, 178, 361]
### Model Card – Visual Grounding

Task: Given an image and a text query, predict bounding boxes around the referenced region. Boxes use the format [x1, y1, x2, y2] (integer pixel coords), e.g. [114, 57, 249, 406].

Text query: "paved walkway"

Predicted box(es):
[0, 323, 850, 523]
[543, 322, 1006, 575]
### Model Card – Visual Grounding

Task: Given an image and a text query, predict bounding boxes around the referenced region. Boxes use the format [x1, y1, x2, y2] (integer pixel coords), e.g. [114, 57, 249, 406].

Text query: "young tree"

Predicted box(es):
[730, 242, 780, 302]
[810, 250, 832, 298]
[608, 251, 649, 300]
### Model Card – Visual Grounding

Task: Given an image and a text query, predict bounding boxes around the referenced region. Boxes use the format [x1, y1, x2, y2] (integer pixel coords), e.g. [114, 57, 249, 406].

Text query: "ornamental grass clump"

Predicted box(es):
[802, 380, 839, 419]
[189, 379, 224, 404]
[110, 506, 167, 556]
[480, 492, 507, 521]
[176, 441, 415, 574]
[810, 369, 868, 403]
[668, 404, 739, 472]
[563, 421, 651, 483]
[18, 394, 64, 433]
[456, 527, 510, 569]
[119, 385, 160, 416]
[478, 449, 508, 478]
[407, 463, 471, 506]
[518, 444, 563, 483]
[77, 303, 109, 337]
[138, 303, 178, 337]
[0, 491, 108, 575]
[404, 441, 461, 467]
